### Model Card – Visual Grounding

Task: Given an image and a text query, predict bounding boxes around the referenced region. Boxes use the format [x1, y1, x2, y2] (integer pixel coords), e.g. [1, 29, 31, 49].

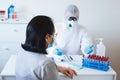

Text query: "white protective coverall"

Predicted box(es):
[54, 5, 94, 57]
[15, 49, 59, 80]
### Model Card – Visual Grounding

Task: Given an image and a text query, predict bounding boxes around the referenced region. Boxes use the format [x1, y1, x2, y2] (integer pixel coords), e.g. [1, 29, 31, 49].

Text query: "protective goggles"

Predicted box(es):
[68, 17, 77, 21]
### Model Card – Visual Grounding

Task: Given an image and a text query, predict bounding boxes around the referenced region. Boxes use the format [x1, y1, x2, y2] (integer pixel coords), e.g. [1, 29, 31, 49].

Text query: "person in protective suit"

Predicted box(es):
[15, 15, 77, 80]
[53, 4, 94, 57]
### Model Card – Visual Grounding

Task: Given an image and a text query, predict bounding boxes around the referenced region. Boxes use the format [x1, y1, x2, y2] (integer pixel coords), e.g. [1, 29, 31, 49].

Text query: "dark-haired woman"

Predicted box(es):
[15, 15, 77, 80]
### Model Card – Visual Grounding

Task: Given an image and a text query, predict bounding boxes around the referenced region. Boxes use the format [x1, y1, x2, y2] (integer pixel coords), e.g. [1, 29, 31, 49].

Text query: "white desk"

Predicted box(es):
[0, 55, 116, 80]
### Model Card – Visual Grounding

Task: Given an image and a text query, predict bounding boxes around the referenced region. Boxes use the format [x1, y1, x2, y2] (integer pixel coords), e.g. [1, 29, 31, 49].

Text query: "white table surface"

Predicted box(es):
[0, 55, 117, 80]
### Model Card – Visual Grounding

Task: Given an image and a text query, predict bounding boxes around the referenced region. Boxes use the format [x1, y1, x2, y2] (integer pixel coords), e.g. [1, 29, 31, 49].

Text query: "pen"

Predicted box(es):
[69, 56, 73, 60]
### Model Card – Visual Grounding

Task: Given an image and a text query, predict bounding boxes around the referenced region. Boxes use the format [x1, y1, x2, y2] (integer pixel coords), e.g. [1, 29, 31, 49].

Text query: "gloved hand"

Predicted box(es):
[54, 48, 62, 56]
[84, 45, 94, 54]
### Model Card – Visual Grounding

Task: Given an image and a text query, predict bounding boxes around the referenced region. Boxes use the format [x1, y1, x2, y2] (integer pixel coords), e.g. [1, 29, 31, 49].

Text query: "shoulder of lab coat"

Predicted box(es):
[33, 59, 60, 80]
[15, 49, 60, 80]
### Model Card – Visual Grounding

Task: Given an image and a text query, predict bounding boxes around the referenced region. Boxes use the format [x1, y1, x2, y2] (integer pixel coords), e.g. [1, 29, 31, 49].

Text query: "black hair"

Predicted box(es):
[22, 15, 55, 54]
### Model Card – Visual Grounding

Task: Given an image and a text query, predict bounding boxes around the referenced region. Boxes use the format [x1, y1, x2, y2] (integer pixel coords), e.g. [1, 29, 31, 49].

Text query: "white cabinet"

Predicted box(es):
[0, 23, 27, 54]
[0, 23, 27, 78]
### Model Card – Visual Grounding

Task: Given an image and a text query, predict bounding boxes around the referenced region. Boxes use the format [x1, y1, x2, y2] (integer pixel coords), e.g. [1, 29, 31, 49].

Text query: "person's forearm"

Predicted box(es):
[57, 65, 77, 78]
[57, 65, 63, 72]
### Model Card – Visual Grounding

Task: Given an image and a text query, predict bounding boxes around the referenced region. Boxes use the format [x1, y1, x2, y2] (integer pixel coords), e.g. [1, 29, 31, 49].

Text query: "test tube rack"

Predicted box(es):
[82, 54, 109, 71]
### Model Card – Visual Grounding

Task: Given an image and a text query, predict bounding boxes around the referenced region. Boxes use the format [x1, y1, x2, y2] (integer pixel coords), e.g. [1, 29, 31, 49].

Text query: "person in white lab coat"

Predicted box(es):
[15, 15, 77, 80]
[53, 4, 94, 57]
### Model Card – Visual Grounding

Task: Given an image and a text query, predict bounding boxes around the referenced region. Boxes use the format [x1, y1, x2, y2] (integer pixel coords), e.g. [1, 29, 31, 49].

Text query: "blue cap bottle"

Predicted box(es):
[8, 4, 15, 19]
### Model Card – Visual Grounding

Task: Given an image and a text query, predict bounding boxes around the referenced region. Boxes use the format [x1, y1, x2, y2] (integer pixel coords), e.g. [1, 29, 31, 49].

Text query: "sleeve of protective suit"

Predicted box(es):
[33, 59, 60, 80]
[81, 30, 94, 57]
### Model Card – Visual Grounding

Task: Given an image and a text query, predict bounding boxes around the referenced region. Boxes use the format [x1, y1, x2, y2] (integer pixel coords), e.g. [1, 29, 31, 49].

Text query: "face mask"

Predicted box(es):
[48, 37, 56, 47]
[68, 21, 78, 28]
[48, 43, 53, 47]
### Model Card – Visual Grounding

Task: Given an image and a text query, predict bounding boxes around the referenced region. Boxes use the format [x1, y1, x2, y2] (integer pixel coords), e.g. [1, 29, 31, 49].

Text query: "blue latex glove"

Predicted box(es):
[84, 45, 94, 54]
[54, 48, 62, 56]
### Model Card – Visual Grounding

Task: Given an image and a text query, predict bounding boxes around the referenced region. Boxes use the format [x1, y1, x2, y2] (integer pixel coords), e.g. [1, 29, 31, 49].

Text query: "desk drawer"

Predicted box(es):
[0, 75, 115, 80]
[0, 24, 26, 42]
[0, 42, 22, 55]
[1, 76, 15, 80]
[60, 75, 115, 80]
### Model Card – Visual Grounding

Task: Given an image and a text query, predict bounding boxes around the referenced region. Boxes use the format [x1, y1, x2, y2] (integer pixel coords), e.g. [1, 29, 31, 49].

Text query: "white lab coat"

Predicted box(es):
[15, 49, 60, 80]
[54, 23, 93, 56]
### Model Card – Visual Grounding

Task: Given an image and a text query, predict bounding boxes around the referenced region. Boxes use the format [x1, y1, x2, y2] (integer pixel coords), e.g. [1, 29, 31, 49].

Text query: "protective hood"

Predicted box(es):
[64, 4, 79, 21]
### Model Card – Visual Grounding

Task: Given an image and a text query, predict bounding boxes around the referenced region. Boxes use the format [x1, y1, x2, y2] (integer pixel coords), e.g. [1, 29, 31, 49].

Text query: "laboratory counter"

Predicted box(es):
[0, 55, 116, 80]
